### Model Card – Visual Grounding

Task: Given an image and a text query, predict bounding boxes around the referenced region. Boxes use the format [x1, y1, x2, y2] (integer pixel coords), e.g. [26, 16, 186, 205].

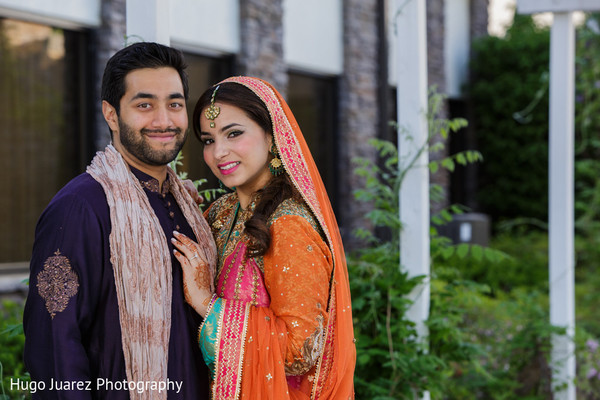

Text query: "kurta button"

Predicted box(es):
[169, 211, 174, 218]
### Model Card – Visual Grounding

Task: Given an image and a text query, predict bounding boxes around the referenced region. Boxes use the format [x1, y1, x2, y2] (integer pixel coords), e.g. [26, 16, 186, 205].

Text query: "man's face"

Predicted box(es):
[103, 67, 188, 171]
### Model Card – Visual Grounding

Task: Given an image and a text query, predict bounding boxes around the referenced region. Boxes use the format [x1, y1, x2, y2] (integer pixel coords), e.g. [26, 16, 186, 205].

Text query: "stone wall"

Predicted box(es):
[338, 0, 380, 245]
[91, 0, 126, 151]
[238, 0, 288, 97]
[427, 0, 450, 215]
[83, 0, 487, 240]
[471, 0, 490, 39]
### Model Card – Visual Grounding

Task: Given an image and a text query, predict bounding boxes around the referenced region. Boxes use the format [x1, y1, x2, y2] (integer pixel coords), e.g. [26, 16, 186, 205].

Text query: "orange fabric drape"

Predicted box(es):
[219, 77, 356, 400]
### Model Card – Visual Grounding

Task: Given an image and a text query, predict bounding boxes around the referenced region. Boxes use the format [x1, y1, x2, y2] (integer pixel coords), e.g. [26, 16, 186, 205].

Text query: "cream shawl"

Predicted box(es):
[87, 145, 216, 400]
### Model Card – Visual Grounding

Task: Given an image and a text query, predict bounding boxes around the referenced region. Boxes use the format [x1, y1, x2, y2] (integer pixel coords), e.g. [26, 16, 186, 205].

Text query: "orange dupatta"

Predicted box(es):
[211, 76, 356, 399]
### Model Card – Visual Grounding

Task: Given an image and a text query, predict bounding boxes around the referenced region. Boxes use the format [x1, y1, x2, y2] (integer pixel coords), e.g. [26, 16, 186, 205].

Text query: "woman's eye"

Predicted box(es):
[201, 138, 213, 145]
[228, 130, 243, 138]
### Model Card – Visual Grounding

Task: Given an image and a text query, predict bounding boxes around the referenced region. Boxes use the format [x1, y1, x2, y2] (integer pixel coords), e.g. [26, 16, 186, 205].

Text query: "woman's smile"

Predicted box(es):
[219, 161, 241, 175]
[199, 102, 273, 208]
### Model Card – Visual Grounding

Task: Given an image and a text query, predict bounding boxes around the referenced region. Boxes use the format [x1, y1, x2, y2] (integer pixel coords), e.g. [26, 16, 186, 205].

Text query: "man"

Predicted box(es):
[23, 42, 216, 399]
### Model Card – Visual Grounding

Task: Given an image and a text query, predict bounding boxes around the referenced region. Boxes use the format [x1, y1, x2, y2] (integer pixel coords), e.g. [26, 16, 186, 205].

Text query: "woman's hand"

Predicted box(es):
[172, 231, 214, 317]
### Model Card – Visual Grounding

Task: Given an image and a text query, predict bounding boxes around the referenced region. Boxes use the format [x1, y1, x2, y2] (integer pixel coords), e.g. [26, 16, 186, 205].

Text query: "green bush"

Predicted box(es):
[450, 230, 549, 295]
[470, 13, 600, 233]
[0, 300, 29, 400]
[348, 89, 583, 398]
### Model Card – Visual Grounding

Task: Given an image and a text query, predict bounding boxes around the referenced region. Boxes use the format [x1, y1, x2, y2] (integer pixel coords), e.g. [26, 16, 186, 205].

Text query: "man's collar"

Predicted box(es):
[129, 165, 170, 195]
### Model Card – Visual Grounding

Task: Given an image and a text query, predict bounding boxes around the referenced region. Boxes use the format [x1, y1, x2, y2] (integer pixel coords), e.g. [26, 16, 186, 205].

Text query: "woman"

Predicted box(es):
[171, 76, 355, 399]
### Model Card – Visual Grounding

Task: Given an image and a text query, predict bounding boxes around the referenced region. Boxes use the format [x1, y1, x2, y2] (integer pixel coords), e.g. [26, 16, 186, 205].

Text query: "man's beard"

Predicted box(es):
[118, 119, 187, 166]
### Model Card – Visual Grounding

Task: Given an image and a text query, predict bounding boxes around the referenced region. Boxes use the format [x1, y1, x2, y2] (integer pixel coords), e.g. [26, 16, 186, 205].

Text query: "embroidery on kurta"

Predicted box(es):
[208, 193, 262, 276]
[207, 180, 324, 282]
[285, 314, 325, 375]
[137, 175, 170, 194]
[312, 284, 337, 399]
[36, 249, 79, 319]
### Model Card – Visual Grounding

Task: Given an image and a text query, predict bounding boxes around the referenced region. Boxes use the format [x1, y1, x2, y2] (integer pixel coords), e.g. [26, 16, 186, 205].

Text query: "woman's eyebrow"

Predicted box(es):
[220, 123, 242, 132]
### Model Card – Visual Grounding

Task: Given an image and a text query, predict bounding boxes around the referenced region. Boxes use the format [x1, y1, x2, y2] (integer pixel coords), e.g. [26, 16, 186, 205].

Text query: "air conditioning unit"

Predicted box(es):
[439, 212, 491, 247]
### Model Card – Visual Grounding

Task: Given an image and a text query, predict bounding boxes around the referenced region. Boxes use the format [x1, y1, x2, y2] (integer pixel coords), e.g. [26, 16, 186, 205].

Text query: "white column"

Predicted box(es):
[395, 2, 430, 399]
[126, 0, 170, 45]
[549, 12, 576, 400]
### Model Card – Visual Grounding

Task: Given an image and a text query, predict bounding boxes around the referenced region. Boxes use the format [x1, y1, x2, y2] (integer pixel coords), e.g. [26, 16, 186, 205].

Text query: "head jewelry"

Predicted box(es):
[205, 85, 221, 128]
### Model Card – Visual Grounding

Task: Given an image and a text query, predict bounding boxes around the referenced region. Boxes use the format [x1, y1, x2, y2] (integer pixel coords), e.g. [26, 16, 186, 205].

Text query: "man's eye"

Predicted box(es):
[138, 103, 151, 109]
[170, 102, 184, 109]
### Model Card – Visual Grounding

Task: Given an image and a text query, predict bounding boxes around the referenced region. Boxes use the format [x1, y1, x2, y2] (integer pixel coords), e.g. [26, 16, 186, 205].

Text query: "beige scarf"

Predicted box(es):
[87, 145, 216, 400]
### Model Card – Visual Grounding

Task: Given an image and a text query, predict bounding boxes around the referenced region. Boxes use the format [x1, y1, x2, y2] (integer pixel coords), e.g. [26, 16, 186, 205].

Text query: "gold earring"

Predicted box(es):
[269, 142, 284, 176]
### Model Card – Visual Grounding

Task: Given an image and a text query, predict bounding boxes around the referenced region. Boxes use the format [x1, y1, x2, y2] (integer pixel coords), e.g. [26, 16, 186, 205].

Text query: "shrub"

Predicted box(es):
[0, 300, 29, 400]
[349, 88, 577, 399]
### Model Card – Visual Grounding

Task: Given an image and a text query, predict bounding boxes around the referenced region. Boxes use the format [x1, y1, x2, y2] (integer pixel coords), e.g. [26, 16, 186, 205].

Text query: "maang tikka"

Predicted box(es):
[269, 142, 284, 176]
[205, 85, 221, 128]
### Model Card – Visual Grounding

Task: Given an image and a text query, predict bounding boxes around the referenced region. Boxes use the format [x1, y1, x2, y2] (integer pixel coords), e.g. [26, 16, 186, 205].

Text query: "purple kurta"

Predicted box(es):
[23, 167, 210, 399]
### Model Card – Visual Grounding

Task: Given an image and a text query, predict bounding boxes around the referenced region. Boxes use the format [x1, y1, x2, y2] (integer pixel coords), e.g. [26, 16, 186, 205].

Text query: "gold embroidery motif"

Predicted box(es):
[137, 176, 170, 194]
[207, 193, 265, 277]
[267, 198, 321, 236]
[285, 314, 325, 375]
[208, 194, 322, 287]
[36, 250, 79, 319]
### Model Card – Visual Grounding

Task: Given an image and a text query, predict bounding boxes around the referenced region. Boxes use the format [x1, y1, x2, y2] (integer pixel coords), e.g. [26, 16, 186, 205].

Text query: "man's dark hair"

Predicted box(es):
[101, 42, 189, 115]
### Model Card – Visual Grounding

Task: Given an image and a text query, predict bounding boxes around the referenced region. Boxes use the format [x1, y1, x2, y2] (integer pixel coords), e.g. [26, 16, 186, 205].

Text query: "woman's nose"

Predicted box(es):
[213, 138, 230, 159]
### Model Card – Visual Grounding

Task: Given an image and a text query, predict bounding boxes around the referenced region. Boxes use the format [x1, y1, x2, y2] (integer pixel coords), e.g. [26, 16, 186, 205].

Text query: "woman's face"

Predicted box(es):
[199, 102, 272, 198]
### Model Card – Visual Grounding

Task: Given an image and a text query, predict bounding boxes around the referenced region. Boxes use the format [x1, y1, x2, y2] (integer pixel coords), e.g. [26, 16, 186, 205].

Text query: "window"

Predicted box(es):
[287, 72, 338, 211]
[0, 19, 90, 264]
[178, 52, 232, 198]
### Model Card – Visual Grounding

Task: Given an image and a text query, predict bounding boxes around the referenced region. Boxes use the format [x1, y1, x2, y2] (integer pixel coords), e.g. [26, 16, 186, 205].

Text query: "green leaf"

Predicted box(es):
[471, 244, 484, 261]
[441, 246, 455, 259]
[441, 158, 455, 172]
[429, 161, 439, 174]
[456, 243, 470, 258]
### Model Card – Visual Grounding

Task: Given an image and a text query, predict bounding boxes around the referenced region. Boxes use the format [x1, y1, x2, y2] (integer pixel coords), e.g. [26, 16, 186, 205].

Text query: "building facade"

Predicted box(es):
[0, 0, 488, 290]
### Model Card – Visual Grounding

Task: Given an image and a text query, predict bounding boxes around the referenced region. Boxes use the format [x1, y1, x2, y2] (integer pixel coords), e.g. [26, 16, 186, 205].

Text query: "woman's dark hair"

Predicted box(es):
[193, 82, 301, 256]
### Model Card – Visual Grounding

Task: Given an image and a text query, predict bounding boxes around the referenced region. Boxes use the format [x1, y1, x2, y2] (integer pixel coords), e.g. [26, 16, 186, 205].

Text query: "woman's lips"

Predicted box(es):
[219, 161, 240, 175]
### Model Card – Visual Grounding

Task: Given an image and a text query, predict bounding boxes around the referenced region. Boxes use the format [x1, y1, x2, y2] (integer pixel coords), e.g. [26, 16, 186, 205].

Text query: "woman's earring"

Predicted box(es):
[269, 143, 284, 176]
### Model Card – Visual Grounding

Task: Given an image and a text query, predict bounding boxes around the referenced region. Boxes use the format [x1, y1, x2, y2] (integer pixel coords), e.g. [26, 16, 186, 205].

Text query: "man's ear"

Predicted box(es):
[102, 100, 119, 133]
